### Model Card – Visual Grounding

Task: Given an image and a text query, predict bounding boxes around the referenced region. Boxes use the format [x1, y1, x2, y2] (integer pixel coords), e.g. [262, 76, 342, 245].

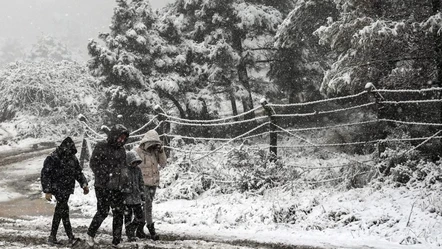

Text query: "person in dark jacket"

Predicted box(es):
[123, 151, 148, 242]
[86, 124, 130, 247]
[41, 137, 89, 246]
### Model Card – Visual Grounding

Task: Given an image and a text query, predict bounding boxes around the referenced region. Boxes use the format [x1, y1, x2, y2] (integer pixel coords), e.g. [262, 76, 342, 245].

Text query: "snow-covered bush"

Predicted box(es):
[224, 148, 297, 193]
[374, 124, 442, 187]
[157, 142, 301, 201]
[273, 203, 313, 224]
[157, 156, 209, 200]
[0, 60, 102, 140]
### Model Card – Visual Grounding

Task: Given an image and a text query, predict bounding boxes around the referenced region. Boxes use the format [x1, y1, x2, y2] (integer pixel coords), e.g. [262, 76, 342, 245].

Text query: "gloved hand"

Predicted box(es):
[156, 145, 164, 153]
[45, 193, 52, 201]
[83, 186, 89, 195]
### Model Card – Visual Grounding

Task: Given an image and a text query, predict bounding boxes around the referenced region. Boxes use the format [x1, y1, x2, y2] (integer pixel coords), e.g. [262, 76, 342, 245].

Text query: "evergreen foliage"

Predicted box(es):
[315, 0, 440, 96]
[87, 0, 160, 128]
[271, 0, 338, 104]
[168, 0, 290, 121]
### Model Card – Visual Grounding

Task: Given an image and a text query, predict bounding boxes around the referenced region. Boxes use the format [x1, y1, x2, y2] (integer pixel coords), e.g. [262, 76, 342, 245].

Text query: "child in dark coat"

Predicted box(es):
[123, 151, 148, 241]
[41, 137, 89, 246]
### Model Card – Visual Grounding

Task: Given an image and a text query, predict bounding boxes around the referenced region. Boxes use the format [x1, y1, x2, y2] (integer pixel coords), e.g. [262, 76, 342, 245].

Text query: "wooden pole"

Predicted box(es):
[260, 98, 277, 162]
[365, 82, 382, 157]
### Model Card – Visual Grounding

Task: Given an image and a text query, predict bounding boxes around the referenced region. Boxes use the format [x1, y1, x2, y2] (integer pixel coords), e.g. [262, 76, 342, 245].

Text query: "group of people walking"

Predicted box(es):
[40, 124, 167, 247]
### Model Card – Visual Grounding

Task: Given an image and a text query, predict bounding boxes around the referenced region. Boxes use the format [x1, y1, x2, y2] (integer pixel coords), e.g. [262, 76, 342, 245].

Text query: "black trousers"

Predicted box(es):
[124, 204, 145, 237]
[50, 194, 73, 239]
[87, 187, 125, 244]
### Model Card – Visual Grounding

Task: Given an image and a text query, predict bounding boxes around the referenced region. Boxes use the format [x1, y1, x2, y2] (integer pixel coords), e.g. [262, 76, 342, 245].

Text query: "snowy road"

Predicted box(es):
[0, 149, 320, 249]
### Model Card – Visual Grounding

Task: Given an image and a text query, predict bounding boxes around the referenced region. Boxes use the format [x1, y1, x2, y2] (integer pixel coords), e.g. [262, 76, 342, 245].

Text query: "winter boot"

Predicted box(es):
[47, 236, 62, 245]
[112, 238, 122, 248]
[67, 236, 80, 246]
[126, 229, 137, 242]
[136, 225, 148, 239]
[127, 236, 137, 242]
[147, 223, 159, 241]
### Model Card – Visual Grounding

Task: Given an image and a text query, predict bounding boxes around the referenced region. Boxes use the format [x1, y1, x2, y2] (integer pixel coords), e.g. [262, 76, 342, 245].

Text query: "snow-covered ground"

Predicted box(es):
[1, 138, 442, 249]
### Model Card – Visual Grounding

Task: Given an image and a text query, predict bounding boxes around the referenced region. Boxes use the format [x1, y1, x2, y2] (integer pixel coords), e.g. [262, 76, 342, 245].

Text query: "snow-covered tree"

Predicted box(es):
[87, 0, 295, 127]
[315, 0, 441, 96]
[271, 0, 338, 103]
[169, 0, 290, 118]
[87, 0, 161, 127]
[26, 35, 74, 62]
[152, 12, 212, 119]
[0, 60, 101, 138]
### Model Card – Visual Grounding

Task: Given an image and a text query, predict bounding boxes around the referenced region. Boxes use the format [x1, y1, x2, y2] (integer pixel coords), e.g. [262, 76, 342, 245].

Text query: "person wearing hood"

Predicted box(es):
[86, 124, 130, 247]
[41, 137, 89, 246]
[135, 129, 167, 240]
[122, 150, 147, 242]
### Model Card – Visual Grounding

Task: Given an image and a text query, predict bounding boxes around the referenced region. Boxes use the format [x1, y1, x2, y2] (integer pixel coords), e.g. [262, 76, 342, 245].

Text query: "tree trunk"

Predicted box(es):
[232, 29, 255, 120]
[228, 86, 239, 121]
[288, 89, 299, 104]
[198, 97, 210, 120]
[237, 62, 255, 119]
[221, 75, 239, 120]
[158, 89, 186, 118]
[241, 97, 249, 114]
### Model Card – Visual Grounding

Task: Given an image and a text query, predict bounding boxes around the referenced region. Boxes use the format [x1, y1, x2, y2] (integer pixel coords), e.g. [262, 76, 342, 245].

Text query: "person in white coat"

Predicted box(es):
[135, 129, 167, 240]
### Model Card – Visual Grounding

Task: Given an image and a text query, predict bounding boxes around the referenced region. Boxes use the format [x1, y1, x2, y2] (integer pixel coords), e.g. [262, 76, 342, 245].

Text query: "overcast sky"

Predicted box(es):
[0, 0, 174, 59]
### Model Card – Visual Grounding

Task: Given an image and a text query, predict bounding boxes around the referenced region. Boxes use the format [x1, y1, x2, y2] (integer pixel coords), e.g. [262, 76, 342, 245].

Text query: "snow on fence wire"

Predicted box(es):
[77, 84, 442, 178]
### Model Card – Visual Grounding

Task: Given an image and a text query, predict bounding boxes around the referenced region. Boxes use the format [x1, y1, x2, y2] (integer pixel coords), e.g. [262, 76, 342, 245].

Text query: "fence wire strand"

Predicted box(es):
[78, 86, 442, 173]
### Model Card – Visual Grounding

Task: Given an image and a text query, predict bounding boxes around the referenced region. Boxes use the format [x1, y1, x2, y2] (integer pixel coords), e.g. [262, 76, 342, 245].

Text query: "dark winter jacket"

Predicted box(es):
[41, 137, 88, 196]
[90, 124, 130, 190]
[122, 151, 144, 205]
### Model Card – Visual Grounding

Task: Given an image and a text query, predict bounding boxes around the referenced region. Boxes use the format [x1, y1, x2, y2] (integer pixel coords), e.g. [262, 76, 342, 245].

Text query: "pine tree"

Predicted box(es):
[270, 0, 338, 104]
[170, 0, 290, 118]
[88, 0, 214, 124]
[153, 12, 212, 119]
[315, 0, 438, 96]
[87, 0, 160, 127]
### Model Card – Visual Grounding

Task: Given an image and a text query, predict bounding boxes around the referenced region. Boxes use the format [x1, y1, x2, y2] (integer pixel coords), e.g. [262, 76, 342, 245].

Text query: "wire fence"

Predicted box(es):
[78, 85, 442, 184]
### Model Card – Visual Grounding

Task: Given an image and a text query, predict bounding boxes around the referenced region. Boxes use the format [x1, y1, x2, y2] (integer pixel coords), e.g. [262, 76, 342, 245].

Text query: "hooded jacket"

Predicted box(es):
[90, 124, 130, 189]
[41, 137, 88, 196]
[122, 151, 144, 205]
[135, 130, 167, 186]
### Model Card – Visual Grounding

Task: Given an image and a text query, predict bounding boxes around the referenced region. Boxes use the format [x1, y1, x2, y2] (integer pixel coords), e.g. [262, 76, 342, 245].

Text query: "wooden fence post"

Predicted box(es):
[260, 98, 277, 162]
[365, 82, 383, 157]
[154, 105, 171, 157]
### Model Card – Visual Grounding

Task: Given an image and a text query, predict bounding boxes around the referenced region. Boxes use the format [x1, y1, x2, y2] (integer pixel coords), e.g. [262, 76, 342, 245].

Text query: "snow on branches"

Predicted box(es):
[0, 60, 101, 139]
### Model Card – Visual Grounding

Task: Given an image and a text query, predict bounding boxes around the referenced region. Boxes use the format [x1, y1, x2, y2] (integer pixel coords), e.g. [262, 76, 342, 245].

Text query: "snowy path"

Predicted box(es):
[0, 148, 441, 249]
[0, 151, 318, 249]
